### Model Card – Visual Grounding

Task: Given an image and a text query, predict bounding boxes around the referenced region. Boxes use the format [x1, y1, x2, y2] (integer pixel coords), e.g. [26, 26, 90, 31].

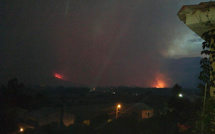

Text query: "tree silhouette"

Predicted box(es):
[172, 84, 182, 97]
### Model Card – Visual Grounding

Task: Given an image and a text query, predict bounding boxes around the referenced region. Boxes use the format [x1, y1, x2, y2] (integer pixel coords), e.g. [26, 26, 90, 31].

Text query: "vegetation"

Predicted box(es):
[197, 29, 215, 134]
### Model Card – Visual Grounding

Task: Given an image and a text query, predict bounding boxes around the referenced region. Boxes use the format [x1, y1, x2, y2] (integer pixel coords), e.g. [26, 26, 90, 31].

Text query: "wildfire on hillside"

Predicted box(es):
[54, 73, 63, 80]
[152, 73, 169, 88]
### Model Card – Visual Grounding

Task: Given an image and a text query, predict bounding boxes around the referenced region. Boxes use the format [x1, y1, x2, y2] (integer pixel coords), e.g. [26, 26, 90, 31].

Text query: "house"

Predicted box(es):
[122, 103, 154, 120]
[25, 107, 75, 127]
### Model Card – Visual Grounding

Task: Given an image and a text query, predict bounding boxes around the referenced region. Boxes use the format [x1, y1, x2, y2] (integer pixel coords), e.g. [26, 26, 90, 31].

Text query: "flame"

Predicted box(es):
[54, 73, 63, 79]
[153, 73, 168, 88]
[154, 79, 165, 88]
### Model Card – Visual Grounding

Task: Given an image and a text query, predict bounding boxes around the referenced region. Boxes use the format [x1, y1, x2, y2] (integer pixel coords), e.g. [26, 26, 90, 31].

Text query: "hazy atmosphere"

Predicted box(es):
[1, 0, 209, 88]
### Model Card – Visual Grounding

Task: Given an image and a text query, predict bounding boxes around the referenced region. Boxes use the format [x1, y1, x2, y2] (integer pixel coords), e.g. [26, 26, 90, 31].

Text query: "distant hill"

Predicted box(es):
[27, 57, 202, 89]
[164, 57, 202, 88]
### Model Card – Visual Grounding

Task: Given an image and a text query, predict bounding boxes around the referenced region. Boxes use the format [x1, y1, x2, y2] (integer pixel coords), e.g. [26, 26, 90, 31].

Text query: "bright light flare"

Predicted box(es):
[117, 104, 121, 108]
[54, 73, 63, 79]
[179, 93, 183, 98]
[20, 128, 24, 132]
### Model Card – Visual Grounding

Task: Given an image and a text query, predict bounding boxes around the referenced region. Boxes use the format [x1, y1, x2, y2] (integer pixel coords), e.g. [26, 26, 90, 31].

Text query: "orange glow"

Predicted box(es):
[154, 80, 165, 88]
[153, 73, 168, 88]
[117, 104, 121, 108]
[54, 73, 63, 79]
[20, 128, 24, 132]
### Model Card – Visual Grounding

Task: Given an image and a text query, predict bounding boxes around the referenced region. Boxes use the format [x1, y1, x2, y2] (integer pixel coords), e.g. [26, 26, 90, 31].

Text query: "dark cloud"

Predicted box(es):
[0, 0, 208, 87]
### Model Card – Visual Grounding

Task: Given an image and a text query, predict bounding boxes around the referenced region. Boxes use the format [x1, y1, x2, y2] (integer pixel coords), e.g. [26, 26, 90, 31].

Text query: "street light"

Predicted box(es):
[117, 104, 121, 108]
[20, 128, 24, 133]
[178, 93, 183, 98]
[116, 104, 121, 119]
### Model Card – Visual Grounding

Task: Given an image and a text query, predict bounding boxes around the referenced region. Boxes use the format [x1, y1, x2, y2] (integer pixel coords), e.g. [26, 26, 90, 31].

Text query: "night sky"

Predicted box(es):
[0, 0, 209, 88]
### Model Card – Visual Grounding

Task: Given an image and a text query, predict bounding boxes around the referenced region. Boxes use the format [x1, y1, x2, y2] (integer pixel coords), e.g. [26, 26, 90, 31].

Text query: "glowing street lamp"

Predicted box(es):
[116, 104, 121, 119]
[178, 93, 183, 98]
[20, 128, 24, 133]
[117, 104, 121, 108]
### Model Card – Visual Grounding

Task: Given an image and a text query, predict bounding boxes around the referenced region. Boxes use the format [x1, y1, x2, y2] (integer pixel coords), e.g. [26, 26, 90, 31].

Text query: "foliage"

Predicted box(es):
[197, 29, 215, 134]
[203, 98, 215, 133]
[199, 29, 215, 87]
